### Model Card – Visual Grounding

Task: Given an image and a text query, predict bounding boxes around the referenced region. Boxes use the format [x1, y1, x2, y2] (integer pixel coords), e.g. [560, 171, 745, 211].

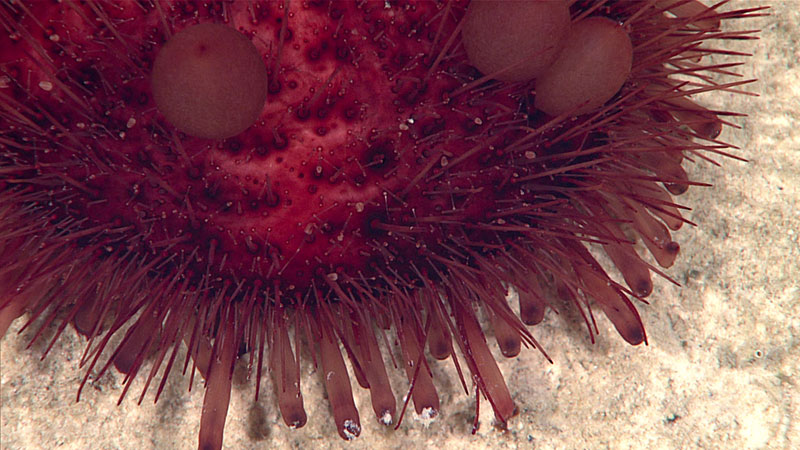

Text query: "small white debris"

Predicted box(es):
[126, 117, 136, 129]
[414, 406, 438, 427]
[38, 80, 53, 91]
[342, 420, 361, 440]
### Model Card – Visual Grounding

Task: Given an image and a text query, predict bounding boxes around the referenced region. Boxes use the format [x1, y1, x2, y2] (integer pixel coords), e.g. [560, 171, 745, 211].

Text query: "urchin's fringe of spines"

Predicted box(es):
[0, 162, 739, 443]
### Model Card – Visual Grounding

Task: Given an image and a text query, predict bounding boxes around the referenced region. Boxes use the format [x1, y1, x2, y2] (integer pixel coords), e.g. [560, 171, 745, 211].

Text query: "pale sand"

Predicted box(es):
[2, 2, 797, 449]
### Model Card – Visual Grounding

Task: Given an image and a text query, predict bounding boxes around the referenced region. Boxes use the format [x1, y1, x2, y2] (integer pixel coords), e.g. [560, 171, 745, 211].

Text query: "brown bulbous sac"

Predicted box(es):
[535, 17, 634, 116]
[151, 23, 268, 140]
[462, 0, 571, 82]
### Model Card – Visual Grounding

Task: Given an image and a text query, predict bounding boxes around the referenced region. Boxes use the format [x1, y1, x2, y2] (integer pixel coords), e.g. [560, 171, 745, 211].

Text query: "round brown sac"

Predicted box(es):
[151, 23, 268, 139]
[534, 16, 634, 116]
[462, 0, 571, 82]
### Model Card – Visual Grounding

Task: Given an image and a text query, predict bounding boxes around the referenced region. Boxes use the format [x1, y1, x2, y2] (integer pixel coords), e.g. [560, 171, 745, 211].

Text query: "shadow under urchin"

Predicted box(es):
[0, 1, 765, 449]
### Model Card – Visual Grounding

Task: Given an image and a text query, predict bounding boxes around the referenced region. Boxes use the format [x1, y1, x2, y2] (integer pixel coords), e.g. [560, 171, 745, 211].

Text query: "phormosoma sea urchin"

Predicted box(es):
[0, 1, 766, 448]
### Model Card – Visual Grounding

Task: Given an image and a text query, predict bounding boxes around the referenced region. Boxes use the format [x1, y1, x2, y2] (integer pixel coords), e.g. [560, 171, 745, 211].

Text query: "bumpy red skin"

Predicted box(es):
[2, 0, 510, 290]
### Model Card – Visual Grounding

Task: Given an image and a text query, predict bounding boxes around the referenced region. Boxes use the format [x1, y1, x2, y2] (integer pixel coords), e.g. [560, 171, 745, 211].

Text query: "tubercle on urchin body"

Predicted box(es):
[0, 1, 765, 449]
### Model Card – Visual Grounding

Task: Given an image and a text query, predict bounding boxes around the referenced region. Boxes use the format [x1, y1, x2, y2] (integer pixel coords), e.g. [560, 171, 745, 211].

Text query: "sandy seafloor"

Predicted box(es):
[1, 2, 798, 449]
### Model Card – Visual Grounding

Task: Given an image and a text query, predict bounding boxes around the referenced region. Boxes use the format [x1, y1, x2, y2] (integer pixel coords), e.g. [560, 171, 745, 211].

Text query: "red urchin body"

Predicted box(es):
[0, 1, 764, 449]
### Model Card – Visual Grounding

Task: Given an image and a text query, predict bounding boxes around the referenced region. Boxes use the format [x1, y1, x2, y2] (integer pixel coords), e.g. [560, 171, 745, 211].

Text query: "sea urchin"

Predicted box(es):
[0, 1, 765, 449]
